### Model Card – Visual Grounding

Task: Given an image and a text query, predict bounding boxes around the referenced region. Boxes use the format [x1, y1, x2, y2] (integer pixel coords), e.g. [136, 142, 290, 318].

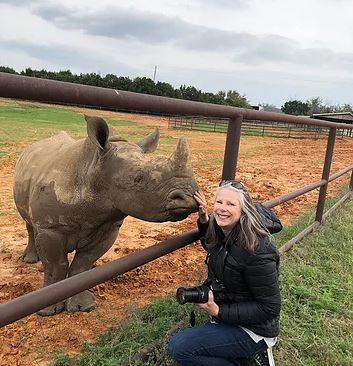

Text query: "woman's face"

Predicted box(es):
[213, 188, 242, 231]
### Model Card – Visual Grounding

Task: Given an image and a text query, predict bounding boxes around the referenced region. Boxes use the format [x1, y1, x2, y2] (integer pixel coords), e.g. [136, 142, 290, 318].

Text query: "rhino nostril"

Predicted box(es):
[169, 190, 187, 201]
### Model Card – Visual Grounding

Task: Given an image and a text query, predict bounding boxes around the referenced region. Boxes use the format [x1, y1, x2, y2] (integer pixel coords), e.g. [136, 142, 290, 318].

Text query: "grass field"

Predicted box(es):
[0, 102, 143, 160]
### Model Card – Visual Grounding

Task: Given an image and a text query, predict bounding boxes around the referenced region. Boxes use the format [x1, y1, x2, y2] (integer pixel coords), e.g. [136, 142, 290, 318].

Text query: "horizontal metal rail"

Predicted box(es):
[264, 179, 327, 208]
[279, 189, 353, 254]
[1, 72, 353, 129]
[0, 229, 199, 327]
[264, 163, 353, 209]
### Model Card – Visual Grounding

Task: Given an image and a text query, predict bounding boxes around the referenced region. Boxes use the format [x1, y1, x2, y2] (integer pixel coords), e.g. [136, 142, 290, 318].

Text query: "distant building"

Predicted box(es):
[310, 112, 353, 124]
[251, 105, 264, 111]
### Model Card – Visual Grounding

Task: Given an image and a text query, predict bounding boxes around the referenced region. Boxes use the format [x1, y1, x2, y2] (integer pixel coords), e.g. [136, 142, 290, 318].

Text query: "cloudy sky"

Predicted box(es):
[0, 0, 352, 107]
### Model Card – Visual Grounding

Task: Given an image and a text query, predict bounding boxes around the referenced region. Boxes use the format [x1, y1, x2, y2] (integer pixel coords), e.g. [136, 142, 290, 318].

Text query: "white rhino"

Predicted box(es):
[13, 115, 199, 316]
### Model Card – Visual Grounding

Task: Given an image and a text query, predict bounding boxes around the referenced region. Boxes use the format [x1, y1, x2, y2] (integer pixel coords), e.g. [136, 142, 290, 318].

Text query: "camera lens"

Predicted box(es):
[176, 286, 209, 304]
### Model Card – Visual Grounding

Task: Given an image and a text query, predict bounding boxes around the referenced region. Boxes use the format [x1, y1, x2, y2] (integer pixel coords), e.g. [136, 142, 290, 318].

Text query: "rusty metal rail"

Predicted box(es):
[0, 72, 353, 328]
[0, 230, 199, 327]
[0, 72, 351, 129]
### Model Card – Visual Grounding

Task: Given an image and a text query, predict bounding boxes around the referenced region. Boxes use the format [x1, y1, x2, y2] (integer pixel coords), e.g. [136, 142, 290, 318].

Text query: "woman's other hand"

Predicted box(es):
[198, 291, 219, 317]
[194, 191, 209, 223]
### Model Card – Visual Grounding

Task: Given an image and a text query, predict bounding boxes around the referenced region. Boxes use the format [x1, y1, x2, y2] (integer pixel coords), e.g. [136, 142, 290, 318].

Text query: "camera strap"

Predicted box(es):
[189, 310, 196, 327]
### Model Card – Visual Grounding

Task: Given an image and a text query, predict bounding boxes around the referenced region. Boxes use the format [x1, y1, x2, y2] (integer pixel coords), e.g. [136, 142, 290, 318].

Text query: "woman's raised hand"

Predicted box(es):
[194, 191, 209, 223]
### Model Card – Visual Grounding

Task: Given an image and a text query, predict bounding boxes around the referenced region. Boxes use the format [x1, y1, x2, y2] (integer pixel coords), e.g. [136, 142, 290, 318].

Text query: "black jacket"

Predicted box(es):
[198, 204, 281, 338]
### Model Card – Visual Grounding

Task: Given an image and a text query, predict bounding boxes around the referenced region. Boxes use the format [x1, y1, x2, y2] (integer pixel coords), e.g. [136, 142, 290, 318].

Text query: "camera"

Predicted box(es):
[176, 281, 227, 305]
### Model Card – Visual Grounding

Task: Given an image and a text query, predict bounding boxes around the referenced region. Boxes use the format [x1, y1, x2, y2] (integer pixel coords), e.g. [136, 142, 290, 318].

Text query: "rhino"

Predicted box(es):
[13, 115, 199, 316]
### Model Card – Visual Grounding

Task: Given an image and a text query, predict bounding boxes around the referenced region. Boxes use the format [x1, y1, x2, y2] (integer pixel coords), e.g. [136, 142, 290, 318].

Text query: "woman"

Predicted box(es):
[168, 180, 282, 366]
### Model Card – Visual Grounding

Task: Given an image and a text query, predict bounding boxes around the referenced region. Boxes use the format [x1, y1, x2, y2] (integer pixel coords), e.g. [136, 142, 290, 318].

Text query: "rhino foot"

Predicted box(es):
[66, 290, 96, 312]
[37, 301, 65, 316]
[22, 251, 39, 264]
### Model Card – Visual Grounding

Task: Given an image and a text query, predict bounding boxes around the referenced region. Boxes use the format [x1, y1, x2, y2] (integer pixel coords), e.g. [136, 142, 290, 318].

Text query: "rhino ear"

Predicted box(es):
[136, 128, 159, 153]
[85, 115, 109, 150]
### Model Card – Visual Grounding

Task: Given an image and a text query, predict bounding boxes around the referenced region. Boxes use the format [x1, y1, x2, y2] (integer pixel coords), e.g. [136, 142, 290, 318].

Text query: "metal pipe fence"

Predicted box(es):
[0, 72, 353, 327]
[168, 115, 350, 139]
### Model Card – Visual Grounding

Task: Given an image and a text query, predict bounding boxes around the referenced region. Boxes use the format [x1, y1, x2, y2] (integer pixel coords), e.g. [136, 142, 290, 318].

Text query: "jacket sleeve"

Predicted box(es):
[255, 203, 283, 234]
[197, 218, 209, 252]
[218, 248, 281, 326]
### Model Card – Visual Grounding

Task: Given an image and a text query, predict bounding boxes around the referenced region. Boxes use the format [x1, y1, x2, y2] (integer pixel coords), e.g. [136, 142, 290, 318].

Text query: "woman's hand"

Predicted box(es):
[198, 291, 219, 317]
[194, 191, 209, 223]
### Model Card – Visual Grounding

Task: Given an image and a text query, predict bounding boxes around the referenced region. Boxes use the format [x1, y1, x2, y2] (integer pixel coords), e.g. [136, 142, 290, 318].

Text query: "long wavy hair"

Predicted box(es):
[204, 181, 269, 253]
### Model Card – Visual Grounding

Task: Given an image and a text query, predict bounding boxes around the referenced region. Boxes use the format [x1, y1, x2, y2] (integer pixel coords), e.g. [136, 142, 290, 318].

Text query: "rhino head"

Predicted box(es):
[85, 115, 199, 222]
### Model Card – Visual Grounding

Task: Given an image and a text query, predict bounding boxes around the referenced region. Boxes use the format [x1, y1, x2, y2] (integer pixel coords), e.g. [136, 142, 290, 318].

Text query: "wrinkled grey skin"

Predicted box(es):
[13, 115, 199, 316]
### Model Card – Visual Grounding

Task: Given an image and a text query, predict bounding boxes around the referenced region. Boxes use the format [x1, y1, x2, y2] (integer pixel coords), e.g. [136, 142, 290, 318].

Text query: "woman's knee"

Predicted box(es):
[168, 331, 190, 360]
[168, 332, 186, 359]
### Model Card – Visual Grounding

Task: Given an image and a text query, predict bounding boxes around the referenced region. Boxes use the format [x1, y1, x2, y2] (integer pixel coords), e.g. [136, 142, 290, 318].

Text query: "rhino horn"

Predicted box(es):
[85, 115, 109, 150]
[136, 128, 160, 153]
[170, 138, 193, 173]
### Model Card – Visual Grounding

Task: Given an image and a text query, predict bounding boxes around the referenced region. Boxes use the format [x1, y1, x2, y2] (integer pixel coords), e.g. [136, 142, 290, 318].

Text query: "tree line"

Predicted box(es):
[1, 66, 352, 115]
[280, 98, 353, 116]
[0, 66, 251, 108]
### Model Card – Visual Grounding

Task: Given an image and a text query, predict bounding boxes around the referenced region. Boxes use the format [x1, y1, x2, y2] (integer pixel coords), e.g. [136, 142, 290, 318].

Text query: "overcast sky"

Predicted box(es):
[0, 0, 352, 107]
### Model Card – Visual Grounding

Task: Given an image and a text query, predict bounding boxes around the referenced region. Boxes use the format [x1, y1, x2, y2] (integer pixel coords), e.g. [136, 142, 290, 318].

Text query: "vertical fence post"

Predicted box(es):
[315, 127, 337, 222]
[221, 115, 243, 180]
[349, 170, 353, 191]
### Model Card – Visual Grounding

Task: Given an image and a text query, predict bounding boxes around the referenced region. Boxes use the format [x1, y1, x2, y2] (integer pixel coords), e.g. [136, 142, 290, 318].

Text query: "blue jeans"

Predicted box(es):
[168, 321, 268, 366]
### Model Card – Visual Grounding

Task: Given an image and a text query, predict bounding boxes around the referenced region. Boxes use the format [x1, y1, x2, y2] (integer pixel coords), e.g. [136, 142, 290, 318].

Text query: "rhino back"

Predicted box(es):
[14, 132, 88, 221]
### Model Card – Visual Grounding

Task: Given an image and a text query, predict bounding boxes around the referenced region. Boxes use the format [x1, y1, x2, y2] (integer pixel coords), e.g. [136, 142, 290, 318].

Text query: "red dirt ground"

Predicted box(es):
[1, 105, 353, 365]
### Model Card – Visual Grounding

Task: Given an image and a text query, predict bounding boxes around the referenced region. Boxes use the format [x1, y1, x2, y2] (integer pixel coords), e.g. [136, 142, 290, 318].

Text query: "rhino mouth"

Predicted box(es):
[168, 207, 198, 221]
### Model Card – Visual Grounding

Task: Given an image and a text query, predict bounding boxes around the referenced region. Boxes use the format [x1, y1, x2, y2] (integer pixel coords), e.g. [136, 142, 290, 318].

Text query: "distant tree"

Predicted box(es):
[20, 67, 36, 77]
[0, 66, 18, 74]
[225, 90, 251, 108]
[340, 103, 353, 113]
[328, 103, 353, 113]
[179, 85, 202, 101]
[102, 74, 132, 90]
[281, 100, 309, 115]
[306, 97, 324, 115]
[200, 92, 224, 105]
[131, 77, 157, 94]
[55, 70, 76, 83]
[79, 72, 104, 87]
[116, 76, 133, 91]
[155, 81, 175, 97]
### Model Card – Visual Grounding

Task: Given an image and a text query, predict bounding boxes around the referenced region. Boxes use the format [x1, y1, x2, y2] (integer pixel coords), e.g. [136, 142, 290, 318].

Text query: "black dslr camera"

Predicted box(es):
[176, 281, 227, 305]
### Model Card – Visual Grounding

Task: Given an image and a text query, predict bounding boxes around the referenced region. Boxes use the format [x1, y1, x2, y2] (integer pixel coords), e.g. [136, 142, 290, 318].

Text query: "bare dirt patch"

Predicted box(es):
[1, 107, 353, 365]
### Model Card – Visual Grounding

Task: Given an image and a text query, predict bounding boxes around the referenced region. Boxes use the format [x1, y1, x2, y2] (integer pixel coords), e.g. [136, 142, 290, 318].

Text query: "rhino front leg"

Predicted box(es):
[66, 221, 123, 313]
[35, 229, 69, 316]
[22, 223, 39, 263]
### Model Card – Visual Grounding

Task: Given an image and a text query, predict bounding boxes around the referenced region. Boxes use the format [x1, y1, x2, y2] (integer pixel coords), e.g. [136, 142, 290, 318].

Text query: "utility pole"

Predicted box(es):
[153, 65, 157, 82]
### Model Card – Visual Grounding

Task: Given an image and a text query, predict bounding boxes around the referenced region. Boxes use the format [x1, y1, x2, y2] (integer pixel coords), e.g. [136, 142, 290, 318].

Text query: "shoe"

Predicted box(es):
[253, 347, 275, 366]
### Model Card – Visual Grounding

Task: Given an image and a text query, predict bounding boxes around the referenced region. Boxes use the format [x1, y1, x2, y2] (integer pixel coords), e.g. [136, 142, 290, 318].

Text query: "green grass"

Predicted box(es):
[49, 297, 196, 366]
[274, 199, 353, 365]
[49, 196, 353, 366]
[0, 103, 140, 160]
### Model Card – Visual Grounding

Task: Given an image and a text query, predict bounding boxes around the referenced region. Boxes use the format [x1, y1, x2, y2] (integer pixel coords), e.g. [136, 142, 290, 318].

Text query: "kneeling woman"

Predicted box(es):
[168, 180, 282, 366]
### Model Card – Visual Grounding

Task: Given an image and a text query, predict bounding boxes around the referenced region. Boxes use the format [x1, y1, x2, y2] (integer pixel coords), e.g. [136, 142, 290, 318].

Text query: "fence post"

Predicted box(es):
[315, 127, 337, 222]
[349, 170, 353, 191]
[221, 115, 243, 180]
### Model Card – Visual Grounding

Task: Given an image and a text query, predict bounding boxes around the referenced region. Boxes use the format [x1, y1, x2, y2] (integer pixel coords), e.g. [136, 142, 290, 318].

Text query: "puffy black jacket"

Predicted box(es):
[198, 204, 281, 338]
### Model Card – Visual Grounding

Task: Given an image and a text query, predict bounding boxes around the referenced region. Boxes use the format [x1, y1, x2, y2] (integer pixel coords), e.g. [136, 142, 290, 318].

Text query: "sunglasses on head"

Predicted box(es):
[219, 180, 246, 190]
